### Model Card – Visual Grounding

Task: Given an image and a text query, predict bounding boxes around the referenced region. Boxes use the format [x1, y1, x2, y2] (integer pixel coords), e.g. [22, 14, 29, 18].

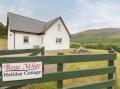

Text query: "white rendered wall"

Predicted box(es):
[8, 26, 14, 50]
[8, 19, 70, 50]
[8, 31, 44, 50]
[44, 19, 70, 50]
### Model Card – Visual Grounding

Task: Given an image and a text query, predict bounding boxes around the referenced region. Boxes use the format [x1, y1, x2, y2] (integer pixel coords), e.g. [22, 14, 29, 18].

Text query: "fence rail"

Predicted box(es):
[0, 49, 117, 89]
[0, 47, 44, 56]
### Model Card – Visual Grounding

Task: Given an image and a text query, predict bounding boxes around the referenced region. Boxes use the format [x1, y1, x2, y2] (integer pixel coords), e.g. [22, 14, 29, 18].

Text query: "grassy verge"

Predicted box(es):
[0, 38, 7, 48]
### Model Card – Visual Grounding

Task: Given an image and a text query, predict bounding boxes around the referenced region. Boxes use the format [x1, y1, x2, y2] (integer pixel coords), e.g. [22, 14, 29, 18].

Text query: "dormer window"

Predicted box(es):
[58, 24, 61, 31]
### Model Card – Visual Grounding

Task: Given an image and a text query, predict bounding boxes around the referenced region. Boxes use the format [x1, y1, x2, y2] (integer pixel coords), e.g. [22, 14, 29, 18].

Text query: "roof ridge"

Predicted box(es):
[47, 16, 61, 22]
[41, 16, 61, 32]
[8, 12, 46, 23]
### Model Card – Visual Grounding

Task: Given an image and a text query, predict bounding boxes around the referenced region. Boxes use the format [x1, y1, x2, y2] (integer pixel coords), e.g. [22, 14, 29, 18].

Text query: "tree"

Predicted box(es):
[0, 22, 7, 38]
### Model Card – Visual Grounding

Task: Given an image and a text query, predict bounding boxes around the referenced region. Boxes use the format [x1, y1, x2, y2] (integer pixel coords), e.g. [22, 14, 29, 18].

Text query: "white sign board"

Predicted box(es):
[2, 62, 42, 81]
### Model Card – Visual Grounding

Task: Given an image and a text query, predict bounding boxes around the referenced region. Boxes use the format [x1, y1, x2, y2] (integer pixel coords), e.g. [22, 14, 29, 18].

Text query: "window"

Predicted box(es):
[58, 24, 61, 31]
[24, 36, 29, 43]
[56, 38, 62, 44]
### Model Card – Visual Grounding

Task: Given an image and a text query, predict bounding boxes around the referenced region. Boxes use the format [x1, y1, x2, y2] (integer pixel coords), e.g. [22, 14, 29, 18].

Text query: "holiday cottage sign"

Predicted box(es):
[2, 62, 42, 81]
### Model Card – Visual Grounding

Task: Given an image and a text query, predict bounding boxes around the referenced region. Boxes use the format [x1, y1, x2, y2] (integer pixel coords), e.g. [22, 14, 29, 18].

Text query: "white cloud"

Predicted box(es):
[0, 5, 8, 24]
[0, 0, 35, 25]
[1, 0, 120, 33]
[0, 0, 50, 25]
[71, 0, 120, 33]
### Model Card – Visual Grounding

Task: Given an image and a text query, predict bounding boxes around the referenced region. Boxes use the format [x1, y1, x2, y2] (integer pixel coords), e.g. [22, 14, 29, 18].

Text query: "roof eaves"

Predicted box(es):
[59, 17, 71, 37]
[8, 12, 46, 23]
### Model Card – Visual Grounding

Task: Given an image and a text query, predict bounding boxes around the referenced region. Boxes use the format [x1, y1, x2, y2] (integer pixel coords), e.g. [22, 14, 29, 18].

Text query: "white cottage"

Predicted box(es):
[7, 12, 70, 50]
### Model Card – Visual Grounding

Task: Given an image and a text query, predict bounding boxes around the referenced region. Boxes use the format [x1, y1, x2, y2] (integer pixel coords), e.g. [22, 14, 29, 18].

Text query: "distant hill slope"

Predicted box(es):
[71, 28, 120, 43]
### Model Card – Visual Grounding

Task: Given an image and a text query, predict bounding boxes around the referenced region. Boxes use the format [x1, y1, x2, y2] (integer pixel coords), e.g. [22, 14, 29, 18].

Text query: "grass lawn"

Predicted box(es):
[0, 38, 7, 48]
[20, 49, 120, 89]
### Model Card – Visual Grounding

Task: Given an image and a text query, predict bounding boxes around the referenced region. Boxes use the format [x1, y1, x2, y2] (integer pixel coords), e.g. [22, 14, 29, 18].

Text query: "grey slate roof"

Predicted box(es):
[7, 12, 62, 34]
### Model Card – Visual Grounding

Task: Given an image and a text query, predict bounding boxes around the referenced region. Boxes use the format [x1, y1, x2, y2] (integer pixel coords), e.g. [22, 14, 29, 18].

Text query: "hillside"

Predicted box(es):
[71, 28, 120, 43]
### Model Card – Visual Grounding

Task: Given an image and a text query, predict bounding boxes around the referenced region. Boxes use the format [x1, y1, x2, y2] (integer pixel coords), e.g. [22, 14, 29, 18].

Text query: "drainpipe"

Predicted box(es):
[14, 31, 15, 50]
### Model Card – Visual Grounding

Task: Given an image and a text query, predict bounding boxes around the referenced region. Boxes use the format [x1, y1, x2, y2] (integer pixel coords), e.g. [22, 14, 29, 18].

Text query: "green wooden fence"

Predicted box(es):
[0, 49, 116, 89]
[0, 47, 44, 56]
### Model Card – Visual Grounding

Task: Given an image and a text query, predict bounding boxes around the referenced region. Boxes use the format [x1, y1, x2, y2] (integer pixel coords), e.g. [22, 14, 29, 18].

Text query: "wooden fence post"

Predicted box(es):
[57, 52, 64, 89]
[108, 49, 115, 89]
[57, 63, 63, 89]
[41, 47, 45, 56]
[41, 47, 45, 74]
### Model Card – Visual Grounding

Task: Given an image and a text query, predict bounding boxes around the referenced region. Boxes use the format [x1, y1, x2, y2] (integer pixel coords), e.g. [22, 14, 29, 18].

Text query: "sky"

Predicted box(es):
[1, 0, 120, 34]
